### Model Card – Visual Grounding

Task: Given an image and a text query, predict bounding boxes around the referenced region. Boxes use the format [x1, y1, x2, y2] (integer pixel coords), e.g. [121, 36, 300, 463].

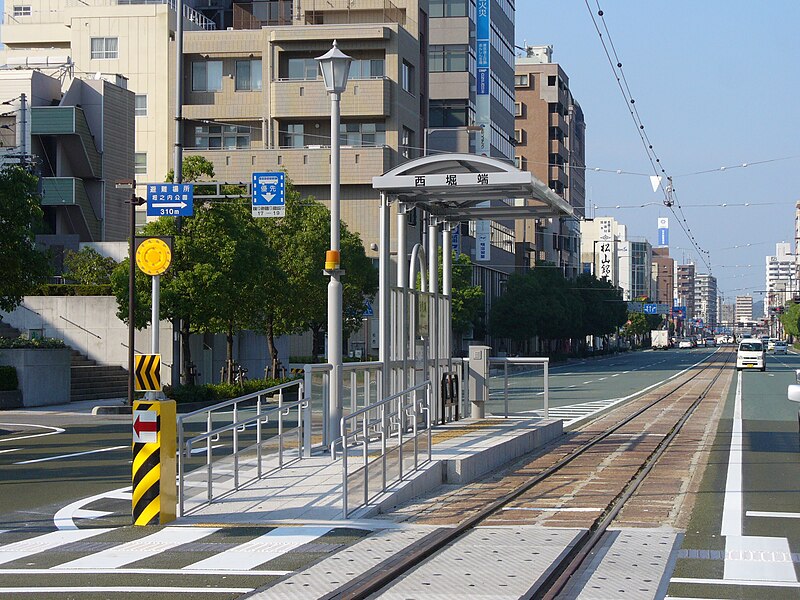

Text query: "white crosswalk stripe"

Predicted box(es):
[0, 528, 112, 566]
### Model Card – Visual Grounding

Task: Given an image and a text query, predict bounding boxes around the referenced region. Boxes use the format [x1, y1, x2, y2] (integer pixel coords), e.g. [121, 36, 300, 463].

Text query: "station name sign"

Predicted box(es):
[379, 172, 526, 189]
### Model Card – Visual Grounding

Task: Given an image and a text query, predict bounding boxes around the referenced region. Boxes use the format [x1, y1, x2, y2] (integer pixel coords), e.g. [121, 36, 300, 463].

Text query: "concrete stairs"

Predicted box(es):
[0, 320, 22, 339]
[70, 350, 128, 402]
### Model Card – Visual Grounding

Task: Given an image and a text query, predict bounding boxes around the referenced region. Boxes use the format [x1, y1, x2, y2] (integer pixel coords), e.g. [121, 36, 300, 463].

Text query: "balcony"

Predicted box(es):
[549, 138, 568, 160]
[40, 177, 101, 240]
[549, 165, 568, 187]
[31, 106, 102, 178]
[271, 78, 391, 119]
[549, 111, 568, 134]
[186, 145, 393, 187]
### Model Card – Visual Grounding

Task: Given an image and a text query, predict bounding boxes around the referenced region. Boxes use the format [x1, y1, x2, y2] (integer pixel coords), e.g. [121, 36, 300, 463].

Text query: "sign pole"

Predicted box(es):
[147, 275, 160, 400]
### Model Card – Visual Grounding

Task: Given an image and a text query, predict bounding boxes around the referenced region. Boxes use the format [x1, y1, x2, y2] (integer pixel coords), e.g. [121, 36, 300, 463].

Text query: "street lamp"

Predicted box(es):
[316, 41, 352, 449]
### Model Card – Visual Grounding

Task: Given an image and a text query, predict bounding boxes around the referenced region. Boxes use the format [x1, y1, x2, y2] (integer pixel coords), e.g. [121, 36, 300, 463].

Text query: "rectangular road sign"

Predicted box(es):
[147, 184, 194, 217]
[252, 171, 286, 218]
[134, 354, 161, 391]
[644, 303, 658, 314]
[132, 409, 158, 444]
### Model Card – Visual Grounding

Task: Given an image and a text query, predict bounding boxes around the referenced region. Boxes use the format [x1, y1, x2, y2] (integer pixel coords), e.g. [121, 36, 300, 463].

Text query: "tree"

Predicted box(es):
[63, 247, 117, 285]
[448, 252, 484, 342]
[0, 165, 51, 311]
[780, 302, 800, 339]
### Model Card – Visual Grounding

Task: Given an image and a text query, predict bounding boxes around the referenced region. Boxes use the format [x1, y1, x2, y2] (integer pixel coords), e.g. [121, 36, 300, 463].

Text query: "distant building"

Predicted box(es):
[580, 216, 627, 287]
[695, 273, 718, 329]
[676, 264, 696, 319]
[652, 247, 675, 307]
[514, 45, 586, 276]
[765, 242, 796, 316]
[736, 295, 754, 324]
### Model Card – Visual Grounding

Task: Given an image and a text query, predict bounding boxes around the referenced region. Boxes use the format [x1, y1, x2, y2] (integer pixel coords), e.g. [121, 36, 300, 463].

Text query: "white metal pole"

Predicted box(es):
[327, 91, 343, 450]
[442, 225, 452, 296]
[379, 192, 390, 394]
[428, 219, 439, 422]
[19, 93, 26, 166]
[151, 275, 160, 355]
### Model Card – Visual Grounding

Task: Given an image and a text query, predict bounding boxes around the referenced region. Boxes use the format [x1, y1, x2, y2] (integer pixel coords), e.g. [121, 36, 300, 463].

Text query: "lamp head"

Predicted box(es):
[315, 40, 352, 94]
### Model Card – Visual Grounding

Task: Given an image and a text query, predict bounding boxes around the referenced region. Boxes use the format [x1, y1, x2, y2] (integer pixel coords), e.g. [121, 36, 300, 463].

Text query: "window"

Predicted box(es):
[236, 59, 262, 91]
[401, 127, 414, 159]
[349, 59, 385, 79]
[340, 122, 386, 147]
[429, 45, 468, 72]
[514, 74, 529, 88]
[194, 124, 250, 149]
[134, 95, 147, 117]
[280, 123, 304, 148]
[514, 129, 523, 144]
[286, 58, 319, 80]
[134, 153, 147, 175]
[13, 6, 32, 17]
[514, 102, 523, 117]
[429, 0, 468, 17]
[401, 60, 414, 95]
[192, 60, 223, 92]
[91, 37, 118, 60]
[548, 75, 557, 86]
[429, 100, 470, 127]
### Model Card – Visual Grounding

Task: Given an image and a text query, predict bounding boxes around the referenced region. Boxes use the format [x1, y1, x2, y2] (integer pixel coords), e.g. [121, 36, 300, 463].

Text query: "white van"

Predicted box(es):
[736, 339, 765, 371]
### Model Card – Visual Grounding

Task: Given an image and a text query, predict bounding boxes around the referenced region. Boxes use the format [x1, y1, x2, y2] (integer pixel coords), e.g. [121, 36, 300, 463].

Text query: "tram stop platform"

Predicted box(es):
[177, 416, 563, 527]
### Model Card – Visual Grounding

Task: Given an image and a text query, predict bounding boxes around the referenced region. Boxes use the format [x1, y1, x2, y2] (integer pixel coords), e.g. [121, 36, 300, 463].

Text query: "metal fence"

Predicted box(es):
[176, 379, 307, 516]
[488, 357, 550, 419]
[339, 380, 432, 517]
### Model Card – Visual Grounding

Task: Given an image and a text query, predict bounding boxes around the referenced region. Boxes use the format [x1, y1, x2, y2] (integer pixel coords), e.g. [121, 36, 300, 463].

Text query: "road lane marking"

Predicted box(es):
[182, 526, 333, 571]
[53, 486, 131, 530]
[0, 423, 64, 443]
[57, 527, 219, 569]
[0, 529, 112, 566]
[721, 371, 743, 537]
[746, 511, 800, 519]
[612, 374, 620, 377]
[14, 445, 128, 465]
[0, 448, 20, 455]
[0, 587, 254, 594]
[71, 509, 112, 521]
[0, 567, 289, 575]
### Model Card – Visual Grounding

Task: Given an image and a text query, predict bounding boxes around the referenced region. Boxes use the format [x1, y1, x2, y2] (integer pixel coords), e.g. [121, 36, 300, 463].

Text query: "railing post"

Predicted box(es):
[206, 411, 213, 502]
[232, 403, 239, 490]
[278, 390, 284, 469]
[503, 360, 509, 418]
[256, 396, 263, 478]
[427, 383, 432, 462]
[544, 360, 549, 419]
[362, 412, 369, 508]
[301, 381, 311, 458]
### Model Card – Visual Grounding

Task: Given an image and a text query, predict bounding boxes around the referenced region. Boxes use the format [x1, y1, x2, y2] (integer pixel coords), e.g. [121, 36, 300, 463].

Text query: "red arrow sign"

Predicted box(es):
[133, 410, 158, 443]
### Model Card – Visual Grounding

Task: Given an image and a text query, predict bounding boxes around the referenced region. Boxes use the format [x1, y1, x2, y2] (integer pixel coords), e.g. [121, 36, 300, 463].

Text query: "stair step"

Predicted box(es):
[71, 380, 129, 391]
[71, 391, 128, 401]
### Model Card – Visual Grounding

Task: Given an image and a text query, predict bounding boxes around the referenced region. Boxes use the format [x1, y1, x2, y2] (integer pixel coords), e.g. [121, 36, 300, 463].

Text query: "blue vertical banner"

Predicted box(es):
[657, 217, 669, 246]
[475, 0, 491, 156]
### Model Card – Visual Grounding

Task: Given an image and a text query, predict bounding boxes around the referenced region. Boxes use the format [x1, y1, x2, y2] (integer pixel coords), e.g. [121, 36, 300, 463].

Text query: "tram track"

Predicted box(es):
[319, 348, 734, 599]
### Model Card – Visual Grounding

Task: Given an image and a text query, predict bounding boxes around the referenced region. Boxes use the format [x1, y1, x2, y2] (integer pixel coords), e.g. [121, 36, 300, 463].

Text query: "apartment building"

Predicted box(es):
[676, 263, 695, 320]
[513, 45, 586, 276]
[765, 241, 796, 315]
[735, 295, 753, 324]
[695, 273, 717, 330]
[652, 247, 675, 307]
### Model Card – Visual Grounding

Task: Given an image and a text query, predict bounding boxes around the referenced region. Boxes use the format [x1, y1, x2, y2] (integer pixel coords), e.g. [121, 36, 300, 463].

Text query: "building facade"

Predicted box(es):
[651, 247, 675, 307]
[765, 241, 796, 316]
[513, 45, 585, 276]
[695, 273, 717, 330]
[736, 295, 754, 324]
[676, 263, 696, 320]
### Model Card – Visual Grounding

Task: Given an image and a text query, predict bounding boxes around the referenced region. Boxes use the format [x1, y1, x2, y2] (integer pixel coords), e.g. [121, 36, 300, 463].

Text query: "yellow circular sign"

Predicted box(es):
[136, 238, 172, 276]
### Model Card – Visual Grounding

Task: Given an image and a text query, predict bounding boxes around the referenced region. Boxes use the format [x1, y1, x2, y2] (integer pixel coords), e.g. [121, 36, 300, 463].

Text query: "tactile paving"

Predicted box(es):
[559, 528, 680, 600]
[376, 527, 583, 599]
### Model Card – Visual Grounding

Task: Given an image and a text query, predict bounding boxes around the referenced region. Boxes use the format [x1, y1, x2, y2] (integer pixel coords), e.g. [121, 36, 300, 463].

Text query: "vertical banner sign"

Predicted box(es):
[657, 217, 669, 246]
[451, 223, 461, 256]
[132, 400, 176, 526]
[596, 218, 615, 283]
[476, 220, 491, 261]
[475, 0, 491, 157]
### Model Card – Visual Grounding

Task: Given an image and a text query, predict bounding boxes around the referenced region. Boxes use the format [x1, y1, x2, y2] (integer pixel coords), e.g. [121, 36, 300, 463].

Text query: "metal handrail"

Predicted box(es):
[176, 379, 306, 516]
[339, 380, 431, 517]
[59, 315, 102, 339]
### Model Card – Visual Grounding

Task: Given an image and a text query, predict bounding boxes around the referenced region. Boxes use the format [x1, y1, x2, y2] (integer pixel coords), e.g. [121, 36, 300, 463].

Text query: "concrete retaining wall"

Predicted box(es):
[0, 348, 71, 406]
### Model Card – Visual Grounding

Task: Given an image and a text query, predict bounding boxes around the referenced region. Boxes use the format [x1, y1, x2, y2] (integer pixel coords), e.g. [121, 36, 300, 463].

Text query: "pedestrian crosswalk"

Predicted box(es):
[521, 397, 629, 425]
[0, 523, 367, 597]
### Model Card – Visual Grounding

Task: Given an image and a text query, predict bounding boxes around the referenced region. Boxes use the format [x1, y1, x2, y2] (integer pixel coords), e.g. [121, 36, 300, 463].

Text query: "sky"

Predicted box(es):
[515, 1, 800, 304]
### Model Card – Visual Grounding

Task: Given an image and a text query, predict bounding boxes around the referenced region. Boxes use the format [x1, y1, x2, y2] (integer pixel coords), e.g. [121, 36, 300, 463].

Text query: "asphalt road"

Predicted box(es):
[669, 349, 800, 599]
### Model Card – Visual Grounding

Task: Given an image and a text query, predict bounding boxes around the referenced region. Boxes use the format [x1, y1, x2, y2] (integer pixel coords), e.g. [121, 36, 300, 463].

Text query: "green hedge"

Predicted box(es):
[0, 366, 18, 391]
[0, 336, 67, 349]
[35, 284, 113, 296]
[164, 376, 299, 404]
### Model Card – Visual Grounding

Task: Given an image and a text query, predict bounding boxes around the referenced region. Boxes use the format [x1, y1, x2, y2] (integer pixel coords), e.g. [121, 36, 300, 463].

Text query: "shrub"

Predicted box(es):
[0, 336, 66, 349]
[36, 284, 113, 296]
[164, 377, 297, 404]
[0, 366, 18, 391]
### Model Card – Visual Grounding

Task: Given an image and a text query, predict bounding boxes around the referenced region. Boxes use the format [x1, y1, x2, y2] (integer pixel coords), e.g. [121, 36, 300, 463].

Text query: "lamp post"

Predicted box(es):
[316, 41, 352, 449]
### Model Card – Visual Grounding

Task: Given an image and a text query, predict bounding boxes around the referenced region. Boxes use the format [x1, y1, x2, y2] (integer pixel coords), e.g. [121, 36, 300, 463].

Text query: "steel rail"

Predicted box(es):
[524, 348, 733, 599]
[318, 348, 731, 600]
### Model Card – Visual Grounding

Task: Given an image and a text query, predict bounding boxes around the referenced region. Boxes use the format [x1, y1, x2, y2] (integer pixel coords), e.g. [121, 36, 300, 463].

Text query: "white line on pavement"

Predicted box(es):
[14, 445, 128, 465]
[0, 423, 64, 443]
[746, 511, 800, 519]
[57, 527, 219, 569]
[721, 371, 743, 537]
[0, 587, 254, 595]
[0, 567, 289, 575]
[0, 529, 112, 566]
[53, 486, 131, 530]
[0, 448, 20, 455]
[182, 526, 333, 571]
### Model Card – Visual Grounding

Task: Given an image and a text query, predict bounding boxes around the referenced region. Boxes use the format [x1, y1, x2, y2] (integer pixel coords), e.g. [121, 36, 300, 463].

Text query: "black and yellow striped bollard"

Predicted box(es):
[132, 400, 176, 526]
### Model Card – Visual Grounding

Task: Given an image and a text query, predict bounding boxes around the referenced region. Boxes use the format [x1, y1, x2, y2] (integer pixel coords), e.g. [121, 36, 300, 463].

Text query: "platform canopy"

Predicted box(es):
[372, 153, 573, 221]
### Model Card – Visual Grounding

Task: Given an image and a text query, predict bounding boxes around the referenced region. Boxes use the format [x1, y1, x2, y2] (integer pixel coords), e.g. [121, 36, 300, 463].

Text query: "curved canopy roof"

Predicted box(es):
[372, 153, 573, 221]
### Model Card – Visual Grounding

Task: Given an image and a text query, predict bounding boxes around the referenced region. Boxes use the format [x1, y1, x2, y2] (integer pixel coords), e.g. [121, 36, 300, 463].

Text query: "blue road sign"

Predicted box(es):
[644, 303, 658, 314]
[451, 224, 461, 255]
[146, 183, 194, 217]
[252, 172, 286, 218]
[658, 227, 669, 246]
[363, 300, 374, 317]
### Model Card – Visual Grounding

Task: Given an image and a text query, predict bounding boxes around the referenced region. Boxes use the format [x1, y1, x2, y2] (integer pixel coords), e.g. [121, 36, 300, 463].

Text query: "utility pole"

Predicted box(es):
[172, 0, 184, 387]
[19, 93, 26, 168]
